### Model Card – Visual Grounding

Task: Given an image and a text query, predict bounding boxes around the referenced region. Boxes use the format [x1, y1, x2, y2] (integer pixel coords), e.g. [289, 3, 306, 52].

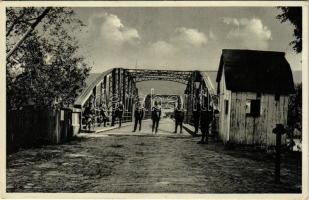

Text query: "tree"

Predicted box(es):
[6, 7, 91, 110]
[277, 7, 302, 53]
[287, 83, 302, 140]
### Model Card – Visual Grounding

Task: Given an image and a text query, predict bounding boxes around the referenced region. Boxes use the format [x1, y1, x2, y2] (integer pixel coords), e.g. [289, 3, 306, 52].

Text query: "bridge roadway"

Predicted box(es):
[6, 119, 301, 193]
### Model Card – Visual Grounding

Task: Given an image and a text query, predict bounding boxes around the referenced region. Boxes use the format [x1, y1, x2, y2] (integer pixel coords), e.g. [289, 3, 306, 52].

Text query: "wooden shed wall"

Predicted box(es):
[229, 92, 288, 146]
[218, 69, 232, 142]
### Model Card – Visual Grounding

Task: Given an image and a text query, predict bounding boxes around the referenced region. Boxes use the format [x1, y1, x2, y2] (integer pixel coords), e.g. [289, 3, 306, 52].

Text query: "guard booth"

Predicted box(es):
[216, 49, 295, 146]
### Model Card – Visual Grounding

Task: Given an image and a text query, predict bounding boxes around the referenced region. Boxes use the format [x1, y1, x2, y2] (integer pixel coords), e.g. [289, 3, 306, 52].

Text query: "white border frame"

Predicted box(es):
[0, 1, 308, 199]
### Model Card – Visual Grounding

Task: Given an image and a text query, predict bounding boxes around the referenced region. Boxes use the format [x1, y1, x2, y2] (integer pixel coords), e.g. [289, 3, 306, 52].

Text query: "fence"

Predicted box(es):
[7, 107, 73, 152]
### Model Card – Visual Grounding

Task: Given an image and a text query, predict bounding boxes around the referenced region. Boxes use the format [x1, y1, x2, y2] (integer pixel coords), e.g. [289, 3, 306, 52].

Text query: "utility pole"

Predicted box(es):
[6, 7, 52, 61]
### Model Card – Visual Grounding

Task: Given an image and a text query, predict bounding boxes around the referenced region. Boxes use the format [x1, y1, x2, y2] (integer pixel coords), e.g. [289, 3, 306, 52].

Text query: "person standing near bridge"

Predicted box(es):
[198, 104, 213, 144]
[113, 101, 124, 128]
[98, 104, 108, 127]
[84, 103, 95, 131]
[118, 101, 124, 128]
[151, 101, 161, 134]
[192, 103, 201, 135]
[132, 102, 144, 132]
[174, 103, 184, 134]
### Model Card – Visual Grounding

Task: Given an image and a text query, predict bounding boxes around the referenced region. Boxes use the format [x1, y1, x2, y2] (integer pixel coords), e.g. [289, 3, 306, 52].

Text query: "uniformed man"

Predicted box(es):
[115, 101, 124, 128]
[151, 101, 161, 134]
[174, 103, 184, 134]
[198, 103, 213, 144]
[133, 103, 144, 132]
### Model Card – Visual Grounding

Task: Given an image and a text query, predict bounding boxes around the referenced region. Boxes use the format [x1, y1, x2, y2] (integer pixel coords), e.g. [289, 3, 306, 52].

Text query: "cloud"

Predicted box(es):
[148, 27, 208, 56]
[82, 16, 212, 70]
[88, 13, 140, 46]
[209, 30, 218, 41]
[149, 41, 176, 56]
[223, 17, 272, 50]
[142, 27, 211, 68]
[170, 27, 208, 48]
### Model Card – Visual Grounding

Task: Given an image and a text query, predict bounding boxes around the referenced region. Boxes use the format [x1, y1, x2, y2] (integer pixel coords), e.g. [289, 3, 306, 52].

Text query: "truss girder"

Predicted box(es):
[128, 69, 192, 85]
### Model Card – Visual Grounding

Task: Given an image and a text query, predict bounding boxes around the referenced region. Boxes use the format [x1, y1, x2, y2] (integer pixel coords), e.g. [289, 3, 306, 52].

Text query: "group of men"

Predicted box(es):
[133, 101, 213, 144]
[83, 101, 125, 130]
[132, 101, 162, 133]
[84, 100, 214, 144]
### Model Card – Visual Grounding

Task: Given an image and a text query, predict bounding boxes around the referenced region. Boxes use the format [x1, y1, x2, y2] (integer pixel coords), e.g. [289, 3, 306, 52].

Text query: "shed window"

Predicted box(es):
[224, 100, 229, 115]
[275, 94, 280, 101]
[246, 99, 261, 117]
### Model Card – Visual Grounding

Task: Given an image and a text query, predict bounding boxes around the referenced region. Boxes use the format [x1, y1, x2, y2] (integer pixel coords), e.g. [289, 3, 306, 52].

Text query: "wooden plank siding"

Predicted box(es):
[229, 92, 237, 142]
[218, 68, 232, 143]
[226, 90, 232, 141]
[239, 93, 247, 144]
[216, 50, 294, 147]
[224, 92, 289, 146]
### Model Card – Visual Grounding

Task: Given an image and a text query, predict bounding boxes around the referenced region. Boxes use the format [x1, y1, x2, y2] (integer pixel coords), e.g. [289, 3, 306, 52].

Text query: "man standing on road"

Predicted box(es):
[99, 104, 108, 127]
[113, 101, 124, 128]
[133, 103, 144, 132]
[192, 103, 201, 135]
[151, 101, 161, 134]
[84, 103, 95, 131]
[174, 103, 184, 134]
[198, 104, 213, 144]
[117, 101, 124, 128]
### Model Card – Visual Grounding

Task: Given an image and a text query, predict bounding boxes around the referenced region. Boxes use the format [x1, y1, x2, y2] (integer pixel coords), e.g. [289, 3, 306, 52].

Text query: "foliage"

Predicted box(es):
[6, 7, 91, 110]
[287, 83, 302, 133]
[277, 7, 302, 53]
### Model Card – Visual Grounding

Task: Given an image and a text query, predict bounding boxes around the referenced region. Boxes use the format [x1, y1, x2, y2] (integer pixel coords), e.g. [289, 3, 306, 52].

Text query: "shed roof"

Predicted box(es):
[216, 49, 295, 94]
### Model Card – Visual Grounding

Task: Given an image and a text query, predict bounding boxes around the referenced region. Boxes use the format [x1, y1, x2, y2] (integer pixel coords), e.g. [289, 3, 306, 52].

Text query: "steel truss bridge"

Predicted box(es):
[128, 69, 192, 84]
[74, 68, 217, 131]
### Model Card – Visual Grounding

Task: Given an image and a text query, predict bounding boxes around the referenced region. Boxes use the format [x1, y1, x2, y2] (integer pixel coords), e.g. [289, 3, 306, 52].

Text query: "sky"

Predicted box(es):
[73, 7, 302, 73]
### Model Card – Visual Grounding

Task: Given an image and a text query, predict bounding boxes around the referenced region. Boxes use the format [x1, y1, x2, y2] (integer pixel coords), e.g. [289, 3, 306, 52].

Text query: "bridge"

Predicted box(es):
[73, 68, 217, 133]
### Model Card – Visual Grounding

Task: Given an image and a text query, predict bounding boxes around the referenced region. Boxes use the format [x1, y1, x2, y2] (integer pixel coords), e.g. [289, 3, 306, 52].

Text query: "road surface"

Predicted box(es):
[6, 119, 301, 193]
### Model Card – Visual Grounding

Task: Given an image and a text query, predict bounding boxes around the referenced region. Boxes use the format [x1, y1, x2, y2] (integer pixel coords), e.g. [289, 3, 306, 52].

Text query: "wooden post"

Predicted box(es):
[272, 124, 286, 183]
[275, 132, 281, 183]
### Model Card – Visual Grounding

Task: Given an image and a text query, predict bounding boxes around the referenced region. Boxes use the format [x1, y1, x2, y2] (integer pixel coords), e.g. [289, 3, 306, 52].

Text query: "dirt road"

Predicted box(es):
[6, 119, 301, 193]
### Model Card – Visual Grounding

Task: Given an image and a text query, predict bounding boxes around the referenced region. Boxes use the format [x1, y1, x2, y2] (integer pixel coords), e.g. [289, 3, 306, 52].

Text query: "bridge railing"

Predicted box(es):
[75, 68, 139, 132]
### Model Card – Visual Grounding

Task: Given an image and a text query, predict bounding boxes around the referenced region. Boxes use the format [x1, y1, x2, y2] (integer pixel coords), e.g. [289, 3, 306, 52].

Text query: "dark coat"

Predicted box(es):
[174, 108, 184, 122]
[192, 103, 201, 118]
[134, 107, 144, 120]
[115, 104, 124, 118]
[84, 106, 94, 116]
[100, 108, 107, 118]
[151, 107, 161, 121]
[200, 109, 213, 129]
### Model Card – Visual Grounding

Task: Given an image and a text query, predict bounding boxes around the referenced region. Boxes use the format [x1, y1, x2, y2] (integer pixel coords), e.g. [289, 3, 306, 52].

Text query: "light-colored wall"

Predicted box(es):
[218, 68, 232, 143]
[229, 92, 289, 146]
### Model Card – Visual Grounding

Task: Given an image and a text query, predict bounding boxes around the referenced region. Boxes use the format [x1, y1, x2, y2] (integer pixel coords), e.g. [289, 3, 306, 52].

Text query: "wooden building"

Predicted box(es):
[216, 49, 295, 146]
